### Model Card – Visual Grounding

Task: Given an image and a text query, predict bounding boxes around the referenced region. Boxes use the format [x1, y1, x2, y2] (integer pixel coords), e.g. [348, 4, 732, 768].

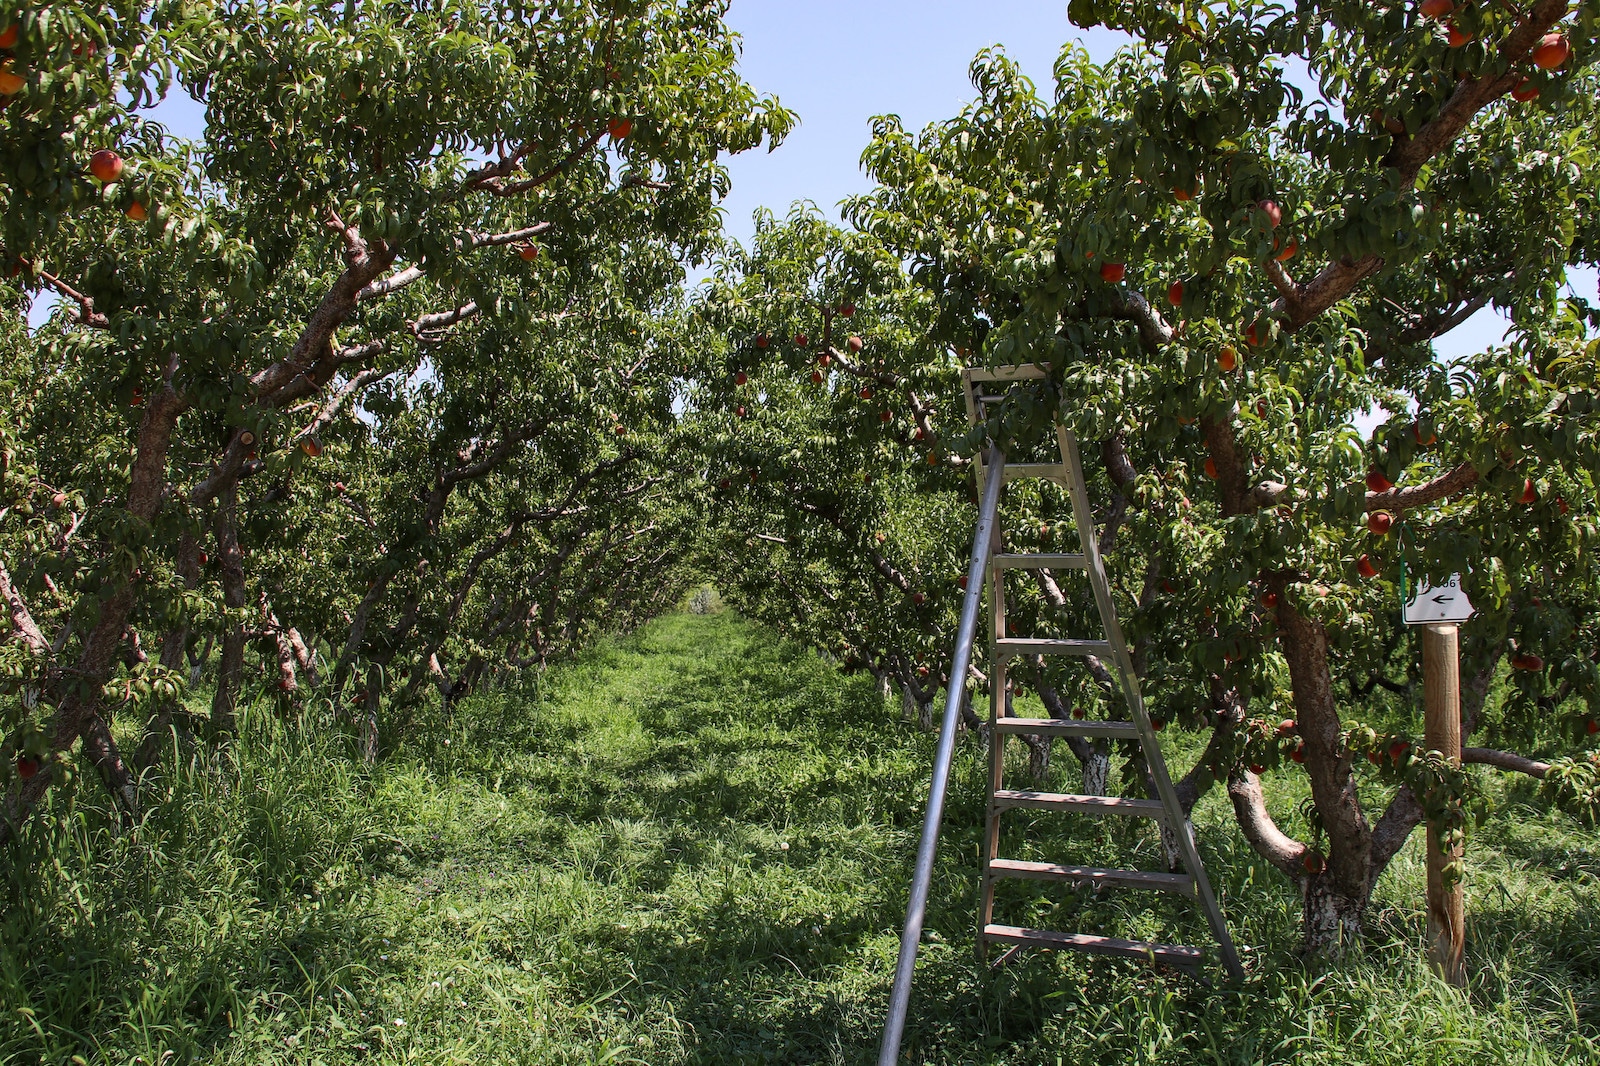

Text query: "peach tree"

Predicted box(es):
[1, 0, 790, 840]
[844, 2, 1600, 950]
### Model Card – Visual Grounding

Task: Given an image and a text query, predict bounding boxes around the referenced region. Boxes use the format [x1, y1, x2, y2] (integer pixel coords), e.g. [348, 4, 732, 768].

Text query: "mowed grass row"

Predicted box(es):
[1, 610, 1596, 1064]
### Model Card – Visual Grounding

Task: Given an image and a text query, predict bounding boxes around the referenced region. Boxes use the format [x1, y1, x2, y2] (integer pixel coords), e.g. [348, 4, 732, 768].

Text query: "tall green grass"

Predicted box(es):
[2, 611, 1596, 1064]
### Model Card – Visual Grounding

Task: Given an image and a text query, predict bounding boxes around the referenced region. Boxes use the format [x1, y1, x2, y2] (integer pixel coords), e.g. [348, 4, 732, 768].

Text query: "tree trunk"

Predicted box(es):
[1275, 600, 1376, 932]
[136, 533, 202, 770]
[360, 665, 382, 765]
[210, 481, 246, 738]
[1078, 743, 1109, 795]
[188, 633, 214, 687]
[1301, 873, 1367, 953]
[1, 390, 183, 841]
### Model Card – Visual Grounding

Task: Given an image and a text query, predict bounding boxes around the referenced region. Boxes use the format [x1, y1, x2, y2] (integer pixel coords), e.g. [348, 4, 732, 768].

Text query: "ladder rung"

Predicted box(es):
[998, 463, 1064, 483]
[981, 924, 1203, 968]
[986, 860, 1195, 894]
[992, 553, 1086, 570]
[995, 638, 1113, 658]
[993, 718, 1137, 740]
[992, 790, 1165, 818]
[965, 365, 1049, 384]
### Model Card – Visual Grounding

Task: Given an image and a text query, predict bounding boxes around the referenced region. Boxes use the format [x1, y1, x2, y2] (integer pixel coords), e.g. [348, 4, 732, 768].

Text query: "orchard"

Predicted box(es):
[2, 0, 1599, 1060]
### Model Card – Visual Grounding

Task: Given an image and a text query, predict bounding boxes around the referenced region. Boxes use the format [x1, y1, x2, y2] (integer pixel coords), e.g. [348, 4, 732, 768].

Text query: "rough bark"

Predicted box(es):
[210, 480, 247, 738]
[2, 389, 182, 840]
[1275, 601, 1373, 909]
[135, 533, 202, 771]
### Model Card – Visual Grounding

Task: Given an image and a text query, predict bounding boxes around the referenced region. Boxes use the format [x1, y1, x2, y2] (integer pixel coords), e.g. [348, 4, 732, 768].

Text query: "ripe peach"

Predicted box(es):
[1357, 554, 1379, 579]
[90, 149, 124, 183]
[1532, 33, 1570, 70]
[1511, 78, 1540, 102]
[607, 117, 633, 140]
[1365, 469, 1393, 493]
[1446, 22, 1472, 48]
[1218, 346, 1238, 372]
[1167, 280, 1184, 306]
[1419, 0, 1453, 17]
[1518, 478, 1536, 505]
[1367, 511, 1393, 535]
[1099, 262, 1126, 283]
[847, 335, 863, 353]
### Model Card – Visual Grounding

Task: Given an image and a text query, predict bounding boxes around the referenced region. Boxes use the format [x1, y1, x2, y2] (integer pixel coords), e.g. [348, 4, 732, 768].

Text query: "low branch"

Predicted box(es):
[0, 561, 50, 655]
[1370, 784, 1425, 872]
[1364, 461, 1479, 513]
[1227, 771, 1307, 878]
[1463, 747, 1549, 778]
[34, 265, 110, 329]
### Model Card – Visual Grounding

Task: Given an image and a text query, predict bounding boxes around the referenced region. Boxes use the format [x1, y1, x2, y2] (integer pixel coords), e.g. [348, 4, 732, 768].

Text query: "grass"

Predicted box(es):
[1, 610, 1597, 1064]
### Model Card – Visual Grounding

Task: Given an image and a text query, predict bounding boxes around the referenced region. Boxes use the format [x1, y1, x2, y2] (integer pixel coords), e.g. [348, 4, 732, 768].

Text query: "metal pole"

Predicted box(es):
[878, 443, 1005, 1066]
[1422, 622, 1466, 986]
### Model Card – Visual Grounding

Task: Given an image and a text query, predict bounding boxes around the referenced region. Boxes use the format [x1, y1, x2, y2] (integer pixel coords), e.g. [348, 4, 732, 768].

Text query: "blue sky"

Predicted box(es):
[100, 1, 1595, 364]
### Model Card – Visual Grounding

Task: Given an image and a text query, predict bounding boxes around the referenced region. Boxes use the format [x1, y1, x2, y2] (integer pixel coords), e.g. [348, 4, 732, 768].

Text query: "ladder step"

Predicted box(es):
[992, 790, 1165, 818]
[966, 364, 1049, 384]
[992, 553, 1086, 570]
[987, 859, 1194, 894]
[999, 463, 1065, 483]
[993, 717, 1138, 739]
[995, 638, 1113, 658]
[981, 924, 1203, 968]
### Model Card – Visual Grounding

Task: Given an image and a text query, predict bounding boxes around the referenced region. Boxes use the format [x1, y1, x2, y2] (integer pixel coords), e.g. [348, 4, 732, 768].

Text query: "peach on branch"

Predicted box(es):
[1532, 33, 1570, 70]
[90, 149, 124, 183]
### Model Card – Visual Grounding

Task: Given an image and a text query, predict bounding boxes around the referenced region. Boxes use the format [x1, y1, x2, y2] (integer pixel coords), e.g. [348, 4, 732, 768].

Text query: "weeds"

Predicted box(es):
[1, 613, 1595, 1064]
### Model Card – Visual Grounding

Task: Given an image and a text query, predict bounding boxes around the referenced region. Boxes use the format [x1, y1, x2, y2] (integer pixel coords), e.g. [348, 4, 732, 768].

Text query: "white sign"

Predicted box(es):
[1403, 573, 1474, 625]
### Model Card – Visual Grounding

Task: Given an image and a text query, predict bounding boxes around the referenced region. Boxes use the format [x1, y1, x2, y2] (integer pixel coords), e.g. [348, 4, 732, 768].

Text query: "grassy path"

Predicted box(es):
[2, 611, 1596, 1064]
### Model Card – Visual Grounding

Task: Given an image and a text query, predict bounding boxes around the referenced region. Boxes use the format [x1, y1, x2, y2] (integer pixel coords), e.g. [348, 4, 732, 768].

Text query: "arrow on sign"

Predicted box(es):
[1404, 573, 1474, 626]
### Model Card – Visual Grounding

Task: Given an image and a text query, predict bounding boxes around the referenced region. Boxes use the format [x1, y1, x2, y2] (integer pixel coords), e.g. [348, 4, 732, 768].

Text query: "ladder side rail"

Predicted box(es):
[1056, 427, 1246, 982]
[878, 443, 1007, 1066]
[976, 500, 1008, 961]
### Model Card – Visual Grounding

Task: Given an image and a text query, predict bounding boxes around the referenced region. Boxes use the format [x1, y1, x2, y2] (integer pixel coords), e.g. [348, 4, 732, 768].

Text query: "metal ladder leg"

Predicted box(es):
[976, 496, 1007, 963]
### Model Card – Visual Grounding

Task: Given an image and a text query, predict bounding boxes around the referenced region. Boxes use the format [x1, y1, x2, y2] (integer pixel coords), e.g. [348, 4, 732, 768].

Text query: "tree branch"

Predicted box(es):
[1463, 747, 1549, 778]
[1364, 461, 1479, 513]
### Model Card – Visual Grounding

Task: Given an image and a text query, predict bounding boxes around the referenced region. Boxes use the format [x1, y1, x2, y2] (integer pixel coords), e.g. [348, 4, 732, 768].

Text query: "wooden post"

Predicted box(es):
[1422, 622, 1465, 986]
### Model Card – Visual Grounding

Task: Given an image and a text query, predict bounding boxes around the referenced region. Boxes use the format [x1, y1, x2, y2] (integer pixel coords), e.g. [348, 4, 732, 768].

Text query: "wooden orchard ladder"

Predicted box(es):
[878, 365, 1241, 1066]
[964, 363, 1243, 980]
